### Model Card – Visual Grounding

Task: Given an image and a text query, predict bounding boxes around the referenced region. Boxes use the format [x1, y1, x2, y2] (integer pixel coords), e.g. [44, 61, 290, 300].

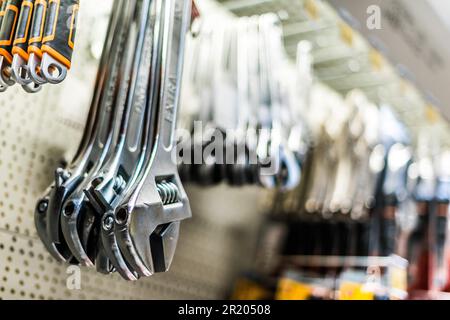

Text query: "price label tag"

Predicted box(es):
[425, 104, 439, 124]
[276, 278, 312, 300]
[231, 278, 271, 300]
[369, 49, 384, 71]
[339, 281, 374, 300]
[389, 266, 407, 292]
[339, 22, 354, 46]
[305, 0, 319, 20]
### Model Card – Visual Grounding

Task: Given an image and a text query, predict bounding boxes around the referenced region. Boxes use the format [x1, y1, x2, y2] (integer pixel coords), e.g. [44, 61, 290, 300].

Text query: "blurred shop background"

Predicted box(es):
[1, 0, 450, 300]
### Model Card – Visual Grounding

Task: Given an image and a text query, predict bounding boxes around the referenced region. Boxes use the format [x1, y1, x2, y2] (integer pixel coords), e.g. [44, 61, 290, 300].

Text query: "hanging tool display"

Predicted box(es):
[178, 13, 306, 190]
[35, 0, 193, 281]
[0, 0, 79, 93]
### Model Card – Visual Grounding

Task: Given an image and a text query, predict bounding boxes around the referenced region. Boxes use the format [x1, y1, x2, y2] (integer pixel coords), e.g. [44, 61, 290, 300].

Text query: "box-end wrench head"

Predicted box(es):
[0, 56, 15, 87]
[40, 52, 68, 84]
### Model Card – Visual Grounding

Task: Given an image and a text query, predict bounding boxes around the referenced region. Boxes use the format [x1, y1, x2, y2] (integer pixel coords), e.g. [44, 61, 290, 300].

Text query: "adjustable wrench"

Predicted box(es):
[84, 0, 161, 280]
[40, 0, 79, 83]
[35, 0, 127, 263]
[112, 0, 191, 277]
[59, 0, 135, 267]
[95, 0, 163, 280]
[101, 0, 166, 278]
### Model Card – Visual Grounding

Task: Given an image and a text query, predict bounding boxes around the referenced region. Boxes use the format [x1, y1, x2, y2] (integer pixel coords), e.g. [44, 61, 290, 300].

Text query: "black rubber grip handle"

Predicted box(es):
[0, 1, 8, 29]
[41, 0, 79, 69]
[12, 0, 34, 59]
[0, 0, 22, 63]
[28, 0, 46, 56]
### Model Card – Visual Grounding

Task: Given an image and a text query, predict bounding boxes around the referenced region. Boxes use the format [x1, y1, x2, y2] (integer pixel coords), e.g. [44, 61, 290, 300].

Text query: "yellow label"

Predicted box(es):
[425, 104, 439, 124]
[231, 278, 270, 300]
[339, 281, 374, 300]
[339, 22, 354, 46]
[276, 278, 312, 300]
[304, 0, 319, 20]
[369, 49, 384, 71]
[390, 266, 407, 292]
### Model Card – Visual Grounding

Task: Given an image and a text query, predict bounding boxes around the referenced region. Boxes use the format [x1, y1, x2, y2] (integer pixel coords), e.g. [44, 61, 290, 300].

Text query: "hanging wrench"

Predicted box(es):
[40, 0, 79, 83]
[100, 0, 167, 278]
[35, 0, 128, 263]
[93, 0, 161, 279]
[0, 0, 9, 91]
[59, 0, 135, 267]
[84, 0, 159, 280]
[11, 0, 41, 91]
[0, 0, 22, 90]
[112, 0, 191, 276]
[27, 0, 47, 85]
[258, 14, 300, 191]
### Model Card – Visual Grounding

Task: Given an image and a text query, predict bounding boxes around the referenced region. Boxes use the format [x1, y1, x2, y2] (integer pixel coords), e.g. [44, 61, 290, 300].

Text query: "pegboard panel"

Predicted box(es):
[0, 0, 265, 300]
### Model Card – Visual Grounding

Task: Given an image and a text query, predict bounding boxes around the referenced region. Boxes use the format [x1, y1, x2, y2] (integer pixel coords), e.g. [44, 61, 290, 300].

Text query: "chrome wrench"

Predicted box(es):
[59, 0, 135, 267]
[113, 0, 191, 276]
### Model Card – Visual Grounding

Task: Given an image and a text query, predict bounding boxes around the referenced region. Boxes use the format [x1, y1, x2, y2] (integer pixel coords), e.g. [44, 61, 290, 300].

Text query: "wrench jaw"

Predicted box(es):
[35, 194, 68, 262]
[85, 172, 121, 214]
[95, 237, 115, 275]
[128, 175, 190, 274]
[100, 213, 138, 281]
[40, 52, 68, 84]
[11, 54, 32, 85]
[115, 205, 152, 277]
[60, 197, 95, 267]
[28, 53, 47, 85]
[45, 168, 87, 264]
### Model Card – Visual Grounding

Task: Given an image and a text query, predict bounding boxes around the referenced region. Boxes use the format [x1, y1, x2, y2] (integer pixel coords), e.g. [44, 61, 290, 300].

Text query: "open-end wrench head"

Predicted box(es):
[41, 53, 68, 84]
[11, 54, 32, 85]
[22, 81, 42, 93]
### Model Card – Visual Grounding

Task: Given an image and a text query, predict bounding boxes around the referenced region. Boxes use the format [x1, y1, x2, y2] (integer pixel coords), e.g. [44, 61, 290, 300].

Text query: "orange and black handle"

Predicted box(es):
[41, 0, 78, 69]
[0, 1, 8, 28]
[27, 0, 47, 59]
[12, 0, 34, 61]
[0, 0, 22, 64]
